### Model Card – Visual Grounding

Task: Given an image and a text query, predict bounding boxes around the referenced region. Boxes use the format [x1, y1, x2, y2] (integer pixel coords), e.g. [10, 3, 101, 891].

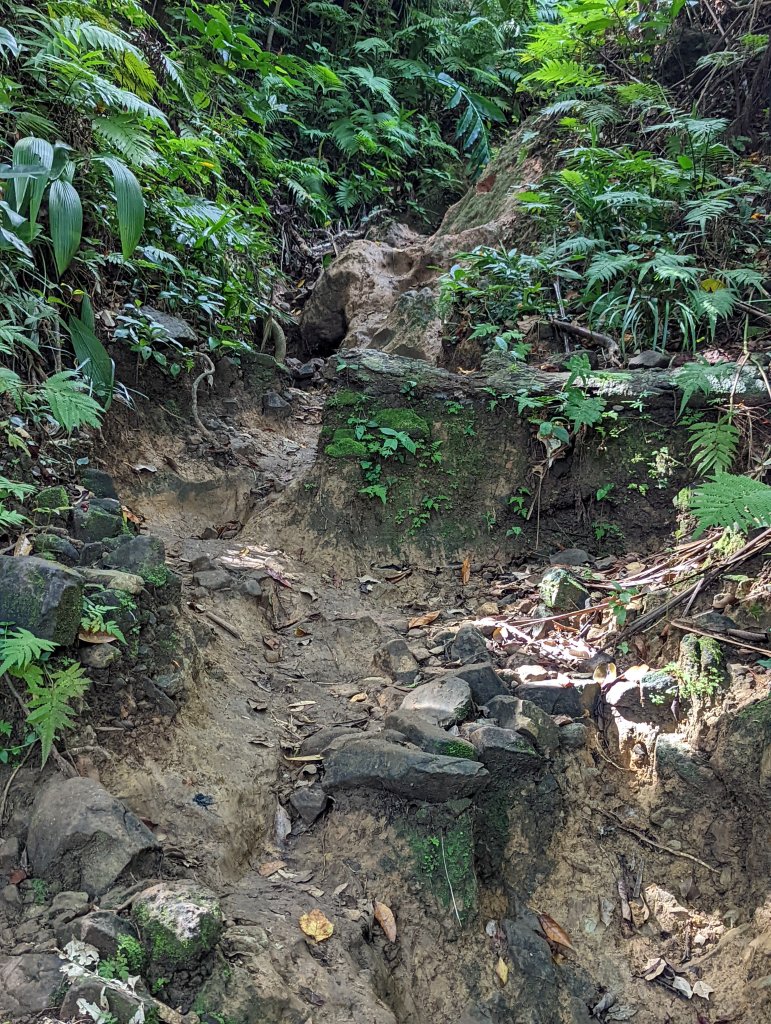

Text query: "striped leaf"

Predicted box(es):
[49, 180, 82, 274]
[100, 156, 144, 258]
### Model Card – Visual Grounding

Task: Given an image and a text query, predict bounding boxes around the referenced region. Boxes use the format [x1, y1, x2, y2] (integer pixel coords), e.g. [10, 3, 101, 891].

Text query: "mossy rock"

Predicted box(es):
[373, 407, 430, 438]
[33, 485, 70, 527]
[325, 436, 368, 458]
[0, 555, 83, 645]
[132, 880, 223, 977]
[327, 389, 365, 409]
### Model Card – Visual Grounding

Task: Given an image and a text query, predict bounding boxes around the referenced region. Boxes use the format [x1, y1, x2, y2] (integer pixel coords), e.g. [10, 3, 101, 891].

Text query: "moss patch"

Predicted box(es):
[325, 436, 368, 458]
[374, 407, 430, 438]
[408, 808, 477, 923]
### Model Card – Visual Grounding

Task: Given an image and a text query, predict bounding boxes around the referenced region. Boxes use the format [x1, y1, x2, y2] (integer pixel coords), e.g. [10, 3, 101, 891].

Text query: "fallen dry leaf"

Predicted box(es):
[623, 664, 650, 683]
[495, 957, 508, 986]
[692, 980, 713, 1000]
[12, 534, 32, 557]
[258, 859, 286, 877]
[538, 912, 576, 952]
[408, 611, 440, 629]
[461, 557, 471, 586]
[593, 662, 617, 684]
[78, 630, 119, 644]
[373, 900, 397, 942]
[8, 868, 26, 885]
[349, 692, 368, 703]
[300, 908, 334, 942]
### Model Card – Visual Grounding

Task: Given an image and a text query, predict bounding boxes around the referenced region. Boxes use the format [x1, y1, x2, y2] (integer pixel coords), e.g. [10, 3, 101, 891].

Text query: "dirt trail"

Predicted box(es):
[92, 374, 771, 1024]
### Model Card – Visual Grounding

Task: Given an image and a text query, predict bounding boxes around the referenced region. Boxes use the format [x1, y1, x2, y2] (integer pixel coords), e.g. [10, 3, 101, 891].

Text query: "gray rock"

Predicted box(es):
[71, 500, 124, 543]
[300, 726, 361, 755]
[105, 535, 166, 582]
[289, 785, 329, 824]
[0, 953, 64, 1017]
[79, 541, 107, 566]
[376, 637, 420, 685]
[385, 710, 478, 760]
[539, 568, 590, 612]
[606, 670, 677, 722]
[0, 836, 20, 878]
[79, 566, 145, 595]
[453, 663, 507, 705]
[628, 349, 669, 369]
[465, 723, 542, 777]
[32, 533, 80, 565]
[400, 676, 472, 726]
[655, 734, 718, 792]
[32, 485, 69, 527]
[1, 884, 21, 911]
[559, 722, 589, 750]
[484, 696, 559, 756]
[0, 555, 83, 645]
[81, 468, 119, 499]
[549, 548, 591, 567]
[516, 680, 599, 718]
[262, 390, 291, 419]
[79, 643, 121, 670]
[132, 880, 223, 971]
[322, 737, 489, 802]
[449, 625, 490, 665]
[27, 777, 159, 897]
[241, 576, 264, 598]
[503, 915, 556, 983]
[55, 910, 138, 959]
[139, 305, 196, 342]
[51, 890, 90, 915]
[193, 569, 232, 591]
[60, 977, 154, 1023]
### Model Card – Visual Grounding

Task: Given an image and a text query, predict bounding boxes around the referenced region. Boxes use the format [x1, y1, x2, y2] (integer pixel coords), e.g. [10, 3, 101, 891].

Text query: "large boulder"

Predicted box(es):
[132, 879, 223, 975]
[322, 737, 489, 801]
[400, 676, 472, 726]
[0, 555, 83, 645]
[27, 777, 159, 897]
[0, 953, 64, 1018]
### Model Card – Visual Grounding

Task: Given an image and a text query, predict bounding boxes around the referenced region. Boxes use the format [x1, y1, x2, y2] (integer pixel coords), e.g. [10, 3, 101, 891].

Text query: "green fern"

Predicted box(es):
[674, 362, 736, 416]
[43, 371, 104, 433]
[0, 627, 57, 677]
[691, 473, 771, 537]
[688, 416, 740, 477]
[25, 661, 90, 765]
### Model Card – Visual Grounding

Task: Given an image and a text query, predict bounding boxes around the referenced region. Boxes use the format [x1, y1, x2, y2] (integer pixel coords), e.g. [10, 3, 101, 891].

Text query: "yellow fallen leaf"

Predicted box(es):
[495, 957, 508, 986]
[592, 662, 617, 684]
[538, 911, 576, 952]
[300, 908, 334, 943]
[623, 663, 649, 683]
[373, 900, 397, 942]
[461, 556, 471, 586]
[408, 611, 440, 629]
[13, 534, 32, 557]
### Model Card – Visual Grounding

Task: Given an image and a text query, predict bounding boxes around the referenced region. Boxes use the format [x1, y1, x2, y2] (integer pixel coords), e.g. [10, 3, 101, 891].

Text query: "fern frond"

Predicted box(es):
[0, 627, 57, 677]
[91, 115, 160, 168]
[43, 371, 104, 432]
[688, 416, 740, 476]
[691, 473, 771, 536]
[25, 660, 90, 765]
[674, 361, 735, 415]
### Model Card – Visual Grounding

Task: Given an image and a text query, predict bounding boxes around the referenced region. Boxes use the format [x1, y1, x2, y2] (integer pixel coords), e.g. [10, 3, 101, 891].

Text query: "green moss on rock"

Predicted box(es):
[374, 407, 430, 438]
[325, 437, 368, 458]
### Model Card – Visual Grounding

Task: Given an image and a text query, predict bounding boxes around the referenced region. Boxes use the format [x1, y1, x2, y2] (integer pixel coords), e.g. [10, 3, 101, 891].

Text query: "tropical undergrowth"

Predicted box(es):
[439, 0, 771, 538]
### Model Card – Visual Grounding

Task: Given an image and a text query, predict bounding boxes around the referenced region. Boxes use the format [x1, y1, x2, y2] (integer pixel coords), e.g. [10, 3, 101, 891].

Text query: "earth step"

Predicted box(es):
[0, 555, 84, 645]
[400, 675, 472, 725]
[655, 734, 718, 793]
[483, 696, 560, 756]
[322, 736, 490, 801]
[27, 776, 159, 897]
[385, 710, 478, 760]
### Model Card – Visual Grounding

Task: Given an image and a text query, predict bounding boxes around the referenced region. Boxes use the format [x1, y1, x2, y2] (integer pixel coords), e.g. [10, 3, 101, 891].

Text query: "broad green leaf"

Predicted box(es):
[99, 157, 145, 258]
[67, 315, 114, 409]
[11, 138, 53, 225]
[49, 180, 82, 274]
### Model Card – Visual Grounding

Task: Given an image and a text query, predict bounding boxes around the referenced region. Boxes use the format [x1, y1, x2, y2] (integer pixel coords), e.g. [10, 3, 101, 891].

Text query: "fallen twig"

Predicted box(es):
[597, 808, 719, 873]
[191, 352, 216, 440]
[203, 609, 243, 639]
[670, 620, 771, 658]
[549, 319, 620, 351]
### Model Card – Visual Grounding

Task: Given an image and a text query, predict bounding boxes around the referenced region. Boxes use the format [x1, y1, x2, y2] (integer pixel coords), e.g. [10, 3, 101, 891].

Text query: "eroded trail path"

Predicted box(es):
[68, 364, 767, 1024]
